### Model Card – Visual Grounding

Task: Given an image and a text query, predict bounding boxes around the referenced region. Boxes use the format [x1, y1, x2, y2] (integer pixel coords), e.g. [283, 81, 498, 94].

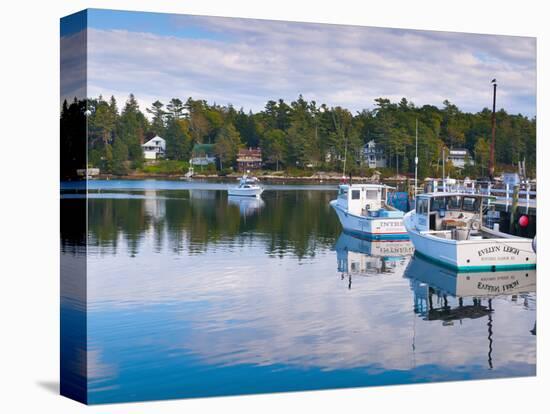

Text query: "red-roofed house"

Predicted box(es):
[237, 148, 262, 171]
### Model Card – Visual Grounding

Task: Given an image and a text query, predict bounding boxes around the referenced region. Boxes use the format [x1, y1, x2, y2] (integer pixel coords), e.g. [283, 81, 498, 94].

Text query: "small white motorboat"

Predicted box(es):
[227, 174, 264, 197]
[404, 192, 536, 271]
[329, 183, 408, 240]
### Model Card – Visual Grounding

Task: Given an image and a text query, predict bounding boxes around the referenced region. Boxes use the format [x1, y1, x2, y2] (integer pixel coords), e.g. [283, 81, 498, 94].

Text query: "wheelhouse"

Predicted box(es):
[414, 193, 483, 233]
[337, 184, 395, 216]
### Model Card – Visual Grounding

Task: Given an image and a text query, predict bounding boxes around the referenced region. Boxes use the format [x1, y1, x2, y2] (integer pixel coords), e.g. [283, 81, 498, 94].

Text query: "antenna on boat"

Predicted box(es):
[342, 134, 348, 180]
[415, 118, 418, 198]
[489, 79, 497, 181]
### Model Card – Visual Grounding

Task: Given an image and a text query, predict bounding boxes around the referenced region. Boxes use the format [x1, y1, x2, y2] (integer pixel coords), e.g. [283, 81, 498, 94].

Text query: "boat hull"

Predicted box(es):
[227, 187, 263, 197]
[330, 200, 409, 240]
[404, 211, 536, 271]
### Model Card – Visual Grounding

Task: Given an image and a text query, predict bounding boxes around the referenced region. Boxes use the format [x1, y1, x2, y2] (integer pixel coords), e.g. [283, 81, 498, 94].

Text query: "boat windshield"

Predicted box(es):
[429, 195, 480, 212]
[447, 195, 462, 210]
[430, 197, 446, 211]
[462, 196, 479, 211]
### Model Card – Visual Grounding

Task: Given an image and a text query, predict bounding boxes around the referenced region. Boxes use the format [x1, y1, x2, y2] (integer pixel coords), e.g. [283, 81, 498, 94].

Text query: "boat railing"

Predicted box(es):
[431, 181, 536, 210]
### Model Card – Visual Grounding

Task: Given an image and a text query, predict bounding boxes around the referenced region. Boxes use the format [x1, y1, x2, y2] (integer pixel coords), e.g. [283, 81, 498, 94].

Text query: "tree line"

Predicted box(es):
[61, 93, 536, 178]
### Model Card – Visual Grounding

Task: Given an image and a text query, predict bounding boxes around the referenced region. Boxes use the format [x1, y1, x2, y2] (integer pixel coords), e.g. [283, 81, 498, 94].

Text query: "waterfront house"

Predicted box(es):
[363, 140, 387, 168]
[325, 148, 344, 163]
[76, 167, 100, 178]
[237, 148, 262, 171]
[448, 148, 473, 169]
[142, 135, 166, 160]
[190, 144, 217, 166]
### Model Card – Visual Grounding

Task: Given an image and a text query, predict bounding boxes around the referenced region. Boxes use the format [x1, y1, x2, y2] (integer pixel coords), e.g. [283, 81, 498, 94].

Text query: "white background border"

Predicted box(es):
[0, 1, 546, 413]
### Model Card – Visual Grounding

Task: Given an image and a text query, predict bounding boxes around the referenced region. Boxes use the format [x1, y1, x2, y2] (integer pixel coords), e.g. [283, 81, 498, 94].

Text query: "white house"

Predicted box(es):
[142, 135, 166, 160]
[363, 140, 387, 168]
[448, 148, 473, 169]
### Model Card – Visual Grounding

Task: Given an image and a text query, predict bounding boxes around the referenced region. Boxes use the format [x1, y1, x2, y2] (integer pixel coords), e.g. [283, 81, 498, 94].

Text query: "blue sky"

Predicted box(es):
[62, 9, 536, 117]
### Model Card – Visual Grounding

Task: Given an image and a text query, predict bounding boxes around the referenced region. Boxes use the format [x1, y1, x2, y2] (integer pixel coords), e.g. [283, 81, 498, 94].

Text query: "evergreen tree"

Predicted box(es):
[165, 118, 193, 160]
[166, 98, 184, 120]
[146, 100, 166, 135]
[118, 94, 148, 163]
[112, 138, 129, 175]
[214, 124, 241, 170]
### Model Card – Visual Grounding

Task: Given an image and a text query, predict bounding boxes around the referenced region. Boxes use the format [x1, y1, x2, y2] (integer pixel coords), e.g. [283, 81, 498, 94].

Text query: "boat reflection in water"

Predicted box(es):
[405, 253, 536, 367]
[334, 232, 414, 288]
[227, 195, 265, 217]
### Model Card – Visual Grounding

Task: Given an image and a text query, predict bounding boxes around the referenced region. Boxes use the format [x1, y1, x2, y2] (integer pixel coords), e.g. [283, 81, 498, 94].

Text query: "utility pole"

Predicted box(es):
[489, 79, 497, 180]
[396, 152, 399, 177]
[442, 147, 446, 192]
[415, 118, 418, 197]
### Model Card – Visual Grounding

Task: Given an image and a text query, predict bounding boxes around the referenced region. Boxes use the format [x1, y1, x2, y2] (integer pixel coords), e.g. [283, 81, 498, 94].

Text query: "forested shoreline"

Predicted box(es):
[60, 94, 536, 179]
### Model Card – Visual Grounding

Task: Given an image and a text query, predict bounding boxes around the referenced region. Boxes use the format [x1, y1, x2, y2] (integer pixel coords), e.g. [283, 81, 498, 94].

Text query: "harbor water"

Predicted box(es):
[61, 180, 536, 404]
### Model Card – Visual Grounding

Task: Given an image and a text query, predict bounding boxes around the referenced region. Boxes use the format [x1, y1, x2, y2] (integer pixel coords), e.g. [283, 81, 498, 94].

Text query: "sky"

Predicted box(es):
[62, 9, 536, 117]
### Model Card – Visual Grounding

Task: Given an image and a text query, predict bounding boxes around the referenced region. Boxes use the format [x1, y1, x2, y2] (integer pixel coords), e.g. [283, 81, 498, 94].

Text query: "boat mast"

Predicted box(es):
[489, 79, 497, 181]
[415, 118, 418, 197]
[442, 147, 446, 192]
[342, 134, 348, 179]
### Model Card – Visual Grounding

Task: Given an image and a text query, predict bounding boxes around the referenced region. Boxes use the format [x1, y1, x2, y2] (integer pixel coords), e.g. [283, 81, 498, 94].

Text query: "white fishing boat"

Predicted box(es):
[330, 183, 408, 240]
[227, 173, 264, 197]
[404, 192, 536, 271]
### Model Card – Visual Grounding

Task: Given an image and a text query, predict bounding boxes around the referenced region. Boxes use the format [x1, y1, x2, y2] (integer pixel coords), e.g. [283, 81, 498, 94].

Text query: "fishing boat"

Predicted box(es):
[404, 192, 536, 271]
[227, 173, 264, 197]
[329, 183, 408, 240]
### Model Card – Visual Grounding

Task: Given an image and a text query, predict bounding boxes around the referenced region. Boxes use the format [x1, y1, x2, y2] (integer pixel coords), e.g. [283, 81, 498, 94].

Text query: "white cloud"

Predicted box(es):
[86, 16, 536, 116]
[60, 30, 87, 104]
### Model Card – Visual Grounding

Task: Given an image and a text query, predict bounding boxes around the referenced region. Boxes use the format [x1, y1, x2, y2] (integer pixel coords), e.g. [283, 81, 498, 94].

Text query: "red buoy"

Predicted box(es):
[519, 215, 529, 227]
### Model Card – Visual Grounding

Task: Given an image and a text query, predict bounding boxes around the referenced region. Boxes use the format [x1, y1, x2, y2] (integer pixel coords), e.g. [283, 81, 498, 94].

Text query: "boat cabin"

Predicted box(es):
[414, 193, 483, 236]
[337, 184, 399, 217]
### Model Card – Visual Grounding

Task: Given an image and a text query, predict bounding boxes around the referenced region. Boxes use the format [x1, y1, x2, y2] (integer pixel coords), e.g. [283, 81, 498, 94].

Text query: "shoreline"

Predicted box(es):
[94, 172, 411, 182]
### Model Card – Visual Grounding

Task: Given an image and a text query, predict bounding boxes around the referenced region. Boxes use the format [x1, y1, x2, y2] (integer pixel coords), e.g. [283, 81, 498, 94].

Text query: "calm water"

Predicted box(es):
[61, 180, 536, 404]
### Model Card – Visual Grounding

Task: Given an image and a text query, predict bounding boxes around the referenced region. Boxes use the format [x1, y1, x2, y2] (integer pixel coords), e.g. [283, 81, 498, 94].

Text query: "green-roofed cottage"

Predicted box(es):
[191, 144, 216, 166]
